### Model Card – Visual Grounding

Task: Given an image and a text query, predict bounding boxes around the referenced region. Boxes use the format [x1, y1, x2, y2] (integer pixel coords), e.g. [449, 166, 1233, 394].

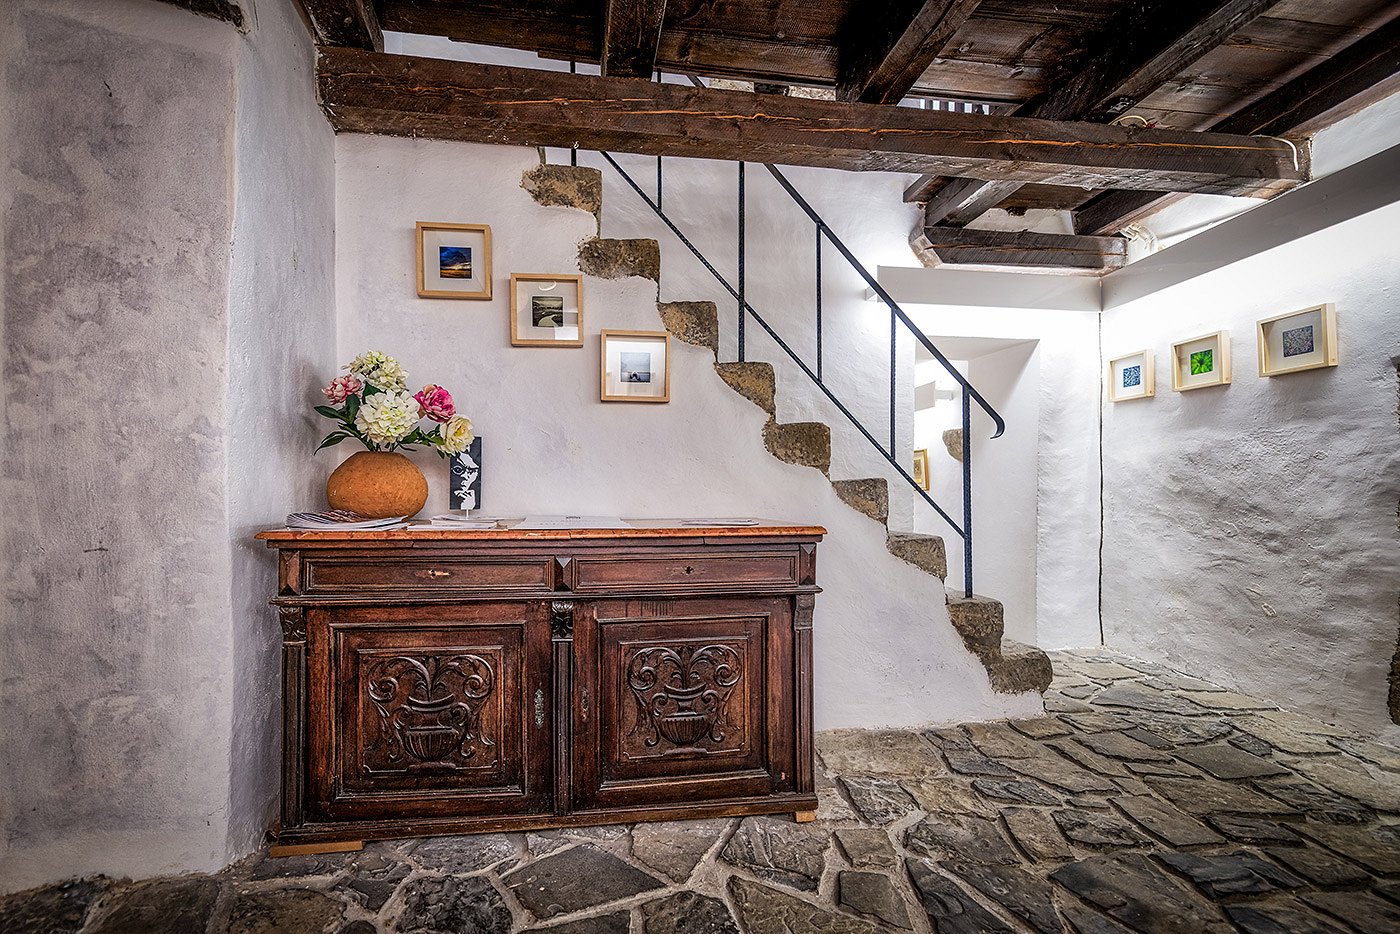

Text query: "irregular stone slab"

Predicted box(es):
[1121, 713, 1233, 745]
[904, 814, 1019, 865]
[1119, 727, 1176, 750]
[1290, 757, 1400, 811]
[1060, 683, 1101, 699]
[942, 427, 964, 462]
[887, 532, 949, 581]
[1177, 689, 1277, 711]
[1009, 751, 1119, 793]
[1229, 733, 1273, 758]
[658, 302, 719, 355]
[728, 877, 880, 934]
[925, 726, 977, 752]
[1049, 853, 1233, 934]
[1175, 743, 1289, 779]
[1073, 662, 1145, 681]
[249, 850, 354, 880]
[905, 860, 1016, 934]
[1059, 903, 1137, 934]
[1113, 795, 1223, 847]
[1296, 821, 1400, 874]
[1091, 684, 1209, 716]
[503, 843, 663, 919]
[640, 891, 740, 934]
[226, 890, 345, 934]
[837, 775, 920, 824]
[1302, 891, 1400, 931]
[550, 912, 633, 934]
[942, 858, 1063, 933]
[1002, 806, 1073, 861]
[1252, 709, 1356, 738]
[577, 237, 660, 281]
[1010, 718, 1073, 740]
[815, 768, 859, 822]
[1123, 759, 1198, 778]
[1254, 777, 1377, 824]
[762, 420, 831, 473]
[1232, 717, 1341, 755]
[903, 777, 985, 816]
[1046, 740, 1130, 778]
[398, 876, 510, 934]
[522, 164, 603, 216]
[830, 478, 888, 525]
[0, 878, 108, 934]
[338, 848, 412, 911]
[83, 878, 219, 934]
[1329, 736, 1400, 771]
[1264, 845, 1371, 885]
[339, 922, 377, 934]
[720, 816, 828, 892]
[837, 870, 911, 929]
[1045, 695, 1093, 713]
[1226, 905, 1348, 934]
[410, 833, 523, 874]
[1112, 776, 1154, 796]
[631, 818, 729, 882]
[972, 777, 1061, 806]
[1159, 850, 1303, 897]
[1056, 712, 1123, 734]
[1144, 776, 1296, 816]
[1052, 808, 1149, 848]
[944, 751, 1018, 778]
[833, 828, 897, 869]
[1073, 732, 1172, 762]
[1204, 815, 1302, 844]
[963, 722, 1050, 759]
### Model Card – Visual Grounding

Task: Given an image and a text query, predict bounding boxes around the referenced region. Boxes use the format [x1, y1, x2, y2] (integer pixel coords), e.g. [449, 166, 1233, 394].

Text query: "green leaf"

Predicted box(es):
[315, 432, 349, 452]
[362, 382, 383, 398]
[344, 394, 360, 420]
[313, 405, 342, 420]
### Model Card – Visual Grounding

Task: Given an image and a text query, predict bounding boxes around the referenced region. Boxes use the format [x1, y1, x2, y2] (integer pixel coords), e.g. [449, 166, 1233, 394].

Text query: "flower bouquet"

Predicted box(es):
[313, 351, 474, 518]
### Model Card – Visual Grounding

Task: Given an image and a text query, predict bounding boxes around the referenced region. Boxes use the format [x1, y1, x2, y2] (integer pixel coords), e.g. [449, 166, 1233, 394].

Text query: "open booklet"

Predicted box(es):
[285, 510, 409, 530]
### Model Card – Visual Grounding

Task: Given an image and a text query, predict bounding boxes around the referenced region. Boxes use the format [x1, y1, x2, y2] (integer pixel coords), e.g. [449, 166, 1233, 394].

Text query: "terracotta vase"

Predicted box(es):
[326, 451, 428, 519]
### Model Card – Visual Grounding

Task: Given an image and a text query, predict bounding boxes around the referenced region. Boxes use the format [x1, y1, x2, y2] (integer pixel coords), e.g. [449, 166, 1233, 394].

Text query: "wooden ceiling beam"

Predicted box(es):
[912, 226, 1127, 272]
[601, 0, 668, 79]
[317, 49, 1308, 195]
[907, 0, 1280, 210]
[1076, 10, 1400, 235]
[836, 0, 983, 105]
[298, 0, 384, 50]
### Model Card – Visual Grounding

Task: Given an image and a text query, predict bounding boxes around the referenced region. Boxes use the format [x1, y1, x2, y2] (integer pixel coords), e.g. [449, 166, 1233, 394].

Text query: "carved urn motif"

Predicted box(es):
[627, 643, 743, 748]
[366, 654, 495, 768]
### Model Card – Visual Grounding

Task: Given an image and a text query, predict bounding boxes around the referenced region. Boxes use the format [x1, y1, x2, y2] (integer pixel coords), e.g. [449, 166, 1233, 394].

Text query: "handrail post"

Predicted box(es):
[889, 305, 897, 457]
[737, 161, 746, 362]
[815, 226, 823, 384]
[962, 389, 973, 598]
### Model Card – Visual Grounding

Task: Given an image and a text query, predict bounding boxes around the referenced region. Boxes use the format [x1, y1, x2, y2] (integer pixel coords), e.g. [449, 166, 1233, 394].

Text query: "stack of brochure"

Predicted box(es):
[285, 510, 409, 530]
[679, 518, 762, 527]
[423, 512, 504, 530]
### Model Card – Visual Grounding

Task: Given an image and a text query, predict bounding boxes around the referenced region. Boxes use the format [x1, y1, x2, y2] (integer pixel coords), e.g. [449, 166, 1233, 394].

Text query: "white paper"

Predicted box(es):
[514, 515, 632, 530]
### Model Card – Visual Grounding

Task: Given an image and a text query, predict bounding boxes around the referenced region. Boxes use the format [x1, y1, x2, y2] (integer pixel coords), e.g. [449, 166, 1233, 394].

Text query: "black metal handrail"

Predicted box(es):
[592, 150, 1003, 597]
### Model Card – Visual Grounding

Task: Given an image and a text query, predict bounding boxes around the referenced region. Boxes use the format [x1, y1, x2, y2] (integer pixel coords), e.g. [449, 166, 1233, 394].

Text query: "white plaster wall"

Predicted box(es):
[1101, 202, 1400, 740]
[0, 0, 240, 891]
[334, 135, 1044, 733]
[224, 0, 337, 861]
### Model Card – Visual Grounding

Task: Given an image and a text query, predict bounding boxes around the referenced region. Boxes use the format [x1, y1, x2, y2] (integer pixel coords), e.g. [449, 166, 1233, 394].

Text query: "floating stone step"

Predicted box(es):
[990, 639, 1055, 695]
[944, 592, 1053, 695]
[886, 532, 947, 582]
[577, 238, 661, 282]
[942, 428, 964, 463]
[762, 420, 831, 473]
[716, 362, 776, 415]
[522, 164, 602, 221]
[658, 301, 719, 356]
[831, 478, 889, 525]
[945, 592, 1005, 654]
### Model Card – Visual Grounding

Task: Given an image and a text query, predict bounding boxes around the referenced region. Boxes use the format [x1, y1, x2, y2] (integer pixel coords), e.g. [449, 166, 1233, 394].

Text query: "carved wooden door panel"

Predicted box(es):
[307, 603, 551, 822]
[571, 596, 795, 812]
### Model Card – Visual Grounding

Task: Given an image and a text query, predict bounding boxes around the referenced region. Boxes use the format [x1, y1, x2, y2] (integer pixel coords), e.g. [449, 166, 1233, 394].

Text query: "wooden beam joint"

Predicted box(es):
[914, 226, 1128, 272]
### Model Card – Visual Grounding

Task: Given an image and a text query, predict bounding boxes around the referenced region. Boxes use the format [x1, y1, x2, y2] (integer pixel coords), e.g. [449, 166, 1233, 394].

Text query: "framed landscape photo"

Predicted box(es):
[913, 449, 930, 490]
[416, 222, 492, 299]
[511, 273, 583, 346]
[601, 329, 670, 403]
[1171, 330, 1231, 392]
[1258, 303, 1338, 376]
[1108, 350, 1155, 402]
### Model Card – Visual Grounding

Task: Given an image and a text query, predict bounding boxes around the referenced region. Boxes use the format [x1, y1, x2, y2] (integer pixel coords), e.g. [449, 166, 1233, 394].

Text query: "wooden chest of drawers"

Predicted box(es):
[257, 520, 823, 845]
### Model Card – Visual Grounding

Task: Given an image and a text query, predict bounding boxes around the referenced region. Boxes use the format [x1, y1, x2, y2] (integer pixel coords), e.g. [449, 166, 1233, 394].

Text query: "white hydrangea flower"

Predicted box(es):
[346, 350, 407, 392]
[354, 390, 418, 448]
[437, 415, 475, 455]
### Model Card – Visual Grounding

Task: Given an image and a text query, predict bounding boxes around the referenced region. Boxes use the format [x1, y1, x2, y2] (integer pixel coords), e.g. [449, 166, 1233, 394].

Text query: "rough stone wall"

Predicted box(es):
[1391, 363, 1400, 725]
[1101, 202, 1400, 740]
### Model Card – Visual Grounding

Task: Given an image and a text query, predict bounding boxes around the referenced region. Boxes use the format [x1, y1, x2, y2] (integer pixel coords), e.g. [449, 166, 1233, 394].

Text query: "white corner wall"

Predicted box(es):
[1101, 202, 1400, 740]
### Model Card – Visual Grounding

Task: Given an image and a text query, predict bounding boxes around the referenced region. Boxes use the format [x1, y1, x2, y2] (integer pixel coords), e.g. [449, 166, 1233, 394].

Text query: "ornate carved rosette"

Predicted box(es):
[626, 643, 742, 748]
[366, 654, 495, 766]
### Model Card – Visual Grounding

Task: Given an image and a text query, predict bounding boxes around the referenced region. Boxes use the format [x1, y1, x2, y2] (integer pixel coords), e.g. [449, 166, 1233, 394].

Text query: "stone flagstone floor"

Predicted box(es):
[5, 648, 1400, 933]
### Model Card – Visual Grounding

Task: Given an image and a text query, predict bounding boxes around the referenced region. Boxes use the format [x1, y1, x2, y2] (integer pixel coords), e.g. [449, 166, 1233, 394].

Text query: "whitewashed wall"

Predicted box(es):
[1101, 201, 1400, 740]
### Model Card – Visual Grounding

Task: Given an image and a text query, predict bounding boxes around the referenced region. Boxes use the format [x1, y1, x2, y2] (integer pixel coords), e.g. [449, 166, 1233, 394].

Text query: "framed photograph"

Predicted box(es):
[601, 329, 670, 403]
[1171, 330, 1231, 392]
[913, 449, 930, 490]
[449, 437, 483, 510]
[1258, 303, 1338, 376]
[511, 274, 583, 346]
[1108, 350, 1155, 402]
[416, 222, 492, 299]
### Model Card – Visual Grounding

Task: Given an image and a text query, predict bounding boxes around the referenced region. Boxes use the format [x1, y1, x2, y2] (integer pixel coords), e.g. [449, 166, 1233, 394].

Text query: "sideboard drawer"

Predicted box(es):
[571, 551, 800, 593]
[304, 555, 555, 594]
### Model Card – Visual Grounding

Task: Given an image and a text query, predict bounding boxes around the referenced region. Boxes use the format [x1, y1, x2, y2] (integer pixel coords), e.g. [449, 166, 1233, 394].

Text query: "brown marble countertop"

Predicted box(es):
[256, 518, 826, 543]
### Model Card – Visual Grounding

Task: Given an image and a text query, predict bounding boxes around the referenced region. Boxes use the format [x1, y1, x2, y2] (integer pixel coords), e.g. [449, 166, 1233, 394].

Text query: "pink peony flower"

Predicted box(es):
[323, 374, 363, 403]
[414, 384, 455, 423]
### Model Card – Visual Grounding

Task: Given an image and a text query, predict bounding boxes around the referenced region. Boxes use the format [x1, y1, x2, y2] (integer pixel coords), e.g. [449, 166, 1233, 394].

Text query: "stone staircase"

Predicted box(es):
[522, 162, 1052, 697]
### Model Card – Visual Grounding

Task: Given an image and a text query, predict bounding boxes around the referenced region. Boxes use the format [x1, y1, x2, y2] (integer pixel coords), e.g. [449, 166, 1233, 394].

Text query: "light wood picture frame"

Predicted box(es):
[1171, 330, 1231, 392]
[510, 273, 584, 347]
[1108, 350, 1155, 402]
[1257, 303, 1338, 376]
[600, 329, 670, 403]
[416, 222, 493, 299]
[913, 449, 930, 490]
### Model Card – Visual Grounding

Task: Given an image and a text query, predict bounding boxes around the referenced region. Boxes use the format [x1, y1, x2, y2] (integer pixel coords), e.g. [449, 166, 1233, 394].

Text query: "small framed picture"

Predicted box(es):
[416, 222, 492, 299]
[913, 449, 930, 490]
[449, 437, 483, 509]
[1108, 350, 1155, 402]
[601, 329, 670, 403]
[1171, 330, 1231, 392]
[1258, 303, 1338, 376]
[511, 274, 583, 346]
